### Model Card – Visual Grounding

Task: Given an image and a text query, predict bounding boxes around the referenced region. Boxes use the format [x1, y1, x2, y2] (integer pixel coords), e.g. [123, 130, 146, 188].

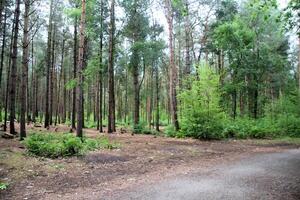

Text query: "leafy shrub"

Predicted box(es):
[222, 117, 279, 139]
[277, 115, 300, 137]
[179, 65, 225, 140]
[164, 125, 177, 137]
[23, 133, 116, 158]
[132, 121, 147, 134]
[131, 121, 158, 135]
[181, 112, 225, 139]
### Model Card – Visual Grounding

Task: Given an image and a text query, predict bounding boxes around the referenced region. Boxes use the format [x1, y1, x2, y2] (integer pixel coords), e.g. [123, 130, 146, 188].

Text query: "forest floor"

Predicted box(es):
[0, 124, 300, 200]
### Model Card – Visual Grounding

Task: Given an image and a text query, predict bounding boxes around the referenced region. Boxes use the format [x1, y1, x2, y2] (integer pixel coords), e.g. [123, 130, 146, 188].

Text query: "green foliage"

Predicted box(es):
[164, 125, 177, 137]
[0, 182, 8, 190]
[222, 118, 278, 139]
[131, 121, 159, 135]
[65, 79, 77, 90]
[23, 133, 116, 158]
[179, 65, 225, 140]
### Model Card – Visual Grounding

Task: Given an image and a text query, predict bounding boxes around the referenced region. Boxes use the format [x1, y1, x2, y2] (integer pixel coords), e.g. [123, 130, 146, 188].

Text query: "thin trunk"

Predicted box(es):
[184, 1, 191, 76]
[0, 10, 7, 122]
[164, 0, 180, 131]
[50, 26, 56, 125]
[155, 64, 160, 132]
[0, 10, 7, 87]
[98, 4, 104, 132]
[132, 50, 140, 131]
[9, 0, 21, 135]
[108, 0, 116, 133]
[76, 0, 86, 138]
[62, 35, 67, 123]
[71, 16, 78, 130]
[20, 0, 30, 140]
[44, 0, 54, 128]
[4, 16, 15, 132]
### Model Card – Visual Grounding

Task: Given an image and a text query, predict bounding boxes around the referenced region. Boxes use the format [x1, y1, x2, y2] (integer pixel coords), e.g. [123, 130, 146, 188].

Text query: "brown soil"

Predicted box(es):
[0, 124, 299, 200]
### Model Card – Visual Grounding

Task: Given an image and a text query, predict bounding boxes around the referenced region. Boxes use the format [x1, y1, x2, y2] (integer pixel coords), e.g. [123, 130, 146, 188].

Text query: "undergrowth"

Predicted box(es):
[23, 133, 118, 158]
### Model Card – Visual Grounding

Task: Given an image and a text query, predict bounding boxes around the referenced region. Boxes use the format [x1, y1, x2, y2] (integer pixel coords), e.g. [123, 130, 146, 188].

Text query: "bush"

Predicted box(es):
[222, 118, 279, 139]
[164, 125, 177, 137]
[181, 112, 225, 140]
[132, 121, 147, 134]
[277, 115, 300, 137]
[179, 64, 225, 140]
[131, 121, 159, 135]
[23, 133, 116, 158]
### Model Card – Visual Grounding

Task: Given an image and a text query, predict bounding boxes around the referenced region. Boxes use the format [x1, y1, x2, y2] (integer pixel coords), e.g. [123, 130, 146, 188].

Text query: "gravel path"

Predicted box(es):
[111, 149, 300, 200]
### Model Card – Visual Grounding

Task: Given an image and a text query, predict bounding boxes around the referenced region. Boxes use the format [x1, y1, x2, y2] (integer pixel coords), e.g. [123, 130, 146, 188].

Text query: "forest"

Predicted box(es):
[0, 0, 300, 199]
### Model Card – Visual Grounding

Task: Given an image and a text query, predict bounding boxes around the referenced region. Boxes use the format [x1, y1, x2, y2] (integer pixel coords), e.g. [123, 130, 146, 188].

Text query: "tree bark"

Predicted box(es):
[50, 26, 56, 126]
[9, 0, 21, 135]
[20, 0, 30, 140]
[44, 0, 54, 128]
[108, 0, 116, 133]
[0, 9, 6, 88]
[98, 2, 104, 132]
[155, 63, 160, 132]
[164, 0, 180, 131]
[4, 13, 15, 132]
[71, 16, 78, 131]
[76, 0, 86, 138]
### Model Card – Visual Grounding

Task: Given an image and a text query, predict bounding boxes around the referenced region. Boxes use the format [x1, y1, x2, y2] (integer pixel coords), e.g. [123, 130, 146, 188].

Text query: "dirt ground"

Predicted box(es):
[0, 124, 299, 200]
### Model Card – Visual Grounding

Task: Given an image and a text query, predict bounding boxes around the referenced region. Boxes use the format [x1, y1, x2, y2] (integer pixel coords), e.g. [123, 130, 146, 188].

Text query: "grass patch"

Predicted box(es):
[23, 132, 118, 158]
[252, 136, 300, 146]
[0, 182, 9, 190]
[273, 137, 300, 145]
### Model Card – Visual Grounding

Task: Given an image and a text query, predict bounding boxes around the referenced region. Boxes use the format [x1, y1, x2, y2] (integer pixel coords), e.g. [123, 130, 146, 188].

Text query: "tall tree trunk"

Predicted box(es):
[184, 1, 191, 76]
[0, 10, 7, 122]
[155, 64, 160, 132]
[108, 0, 116, 133]
[98, 2, 104, 132]
[0, 10, 6, 88]
[61, 33, 66, 123]
[20, 0, 30, 140]
[4, 14, 15, 132]
[50, 26, 56, 126]
[0, 0, 5, 34]
[71, 16, 78, 131]
[164, 0, 180, 131]
[31, 39, 36, 123]
[44, 0, 54, 128]
[9, 0, 21, 135]
[132, 49, 140, 131]
[76, 0, 86, 138]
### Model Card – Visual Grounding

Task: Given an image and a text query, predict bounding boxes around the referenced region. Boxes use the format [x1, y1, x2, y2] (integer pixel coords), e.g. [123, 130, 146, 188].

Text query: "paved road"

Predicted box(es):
[111, 149, 300, 200]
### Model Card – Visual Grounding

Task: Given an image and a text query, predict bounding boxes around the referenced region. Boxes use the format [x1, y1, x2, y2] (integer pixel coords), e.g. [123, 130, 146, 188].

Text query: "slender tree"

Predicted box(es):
[164, 0, 180, 131]
[76, 0, 86, 137]
[9, 0, 21, 135]
[107, 0, 116, 133]
[45, 0, 54, 128]
[71, 16, 78, 131]
[20, 0, 31, 140]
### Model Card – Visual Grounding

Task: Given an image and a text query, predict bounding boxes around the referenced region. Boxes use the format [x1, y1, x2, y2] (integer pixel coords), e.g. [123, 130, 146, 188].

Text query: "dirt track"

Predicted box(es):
[111, 149, 300, 200]
[0, 125, 299, 200]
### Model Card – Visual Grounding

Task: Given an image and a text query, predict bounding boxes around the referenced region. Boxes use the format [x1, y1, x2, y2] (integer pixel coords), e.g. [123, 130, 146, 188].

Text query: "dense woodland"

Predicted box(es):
[0, 0, 299, 140]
